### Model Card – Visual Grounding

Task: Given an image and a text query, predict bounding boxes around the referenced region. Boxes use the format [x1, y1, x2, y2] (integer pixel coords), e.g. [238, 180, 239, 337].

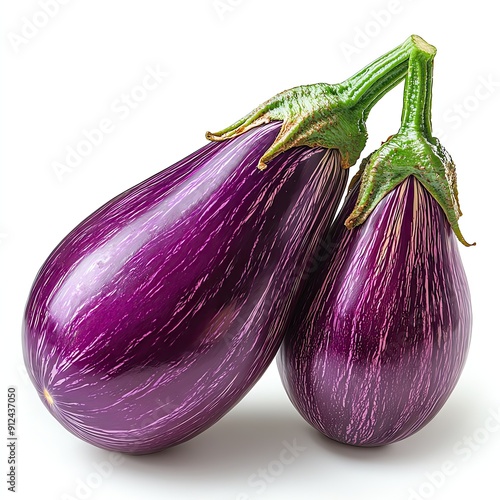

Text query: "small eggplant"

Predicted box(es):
[278, 40, 474, 446]
[278, 175, 472, 446]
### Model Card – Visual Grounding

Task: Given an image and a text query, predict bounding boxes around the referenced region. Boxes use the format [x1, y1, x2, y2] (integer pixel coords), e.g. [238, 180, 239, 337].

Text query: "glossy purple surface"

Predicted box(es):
[23, 122, 348, 453]
[278, 176, 472, 446]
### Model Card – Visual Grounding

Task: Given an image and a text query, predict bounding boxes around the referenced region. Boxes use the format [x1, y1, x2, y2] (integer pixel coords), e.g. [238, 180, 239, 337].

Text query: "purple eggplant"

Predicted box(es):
[278, 176, 472, 446]
[23, 122, 348, 453]
[278, 42, 473, 446]
[23, 35, 442, 453]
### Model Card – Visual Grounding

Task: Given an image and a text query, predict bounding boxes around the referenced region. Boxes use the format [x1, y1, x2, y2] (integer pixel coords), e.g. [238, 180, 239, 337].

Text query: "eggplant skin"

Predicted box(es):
[278, 176, 472, 447]
[23, 122, 348, 454]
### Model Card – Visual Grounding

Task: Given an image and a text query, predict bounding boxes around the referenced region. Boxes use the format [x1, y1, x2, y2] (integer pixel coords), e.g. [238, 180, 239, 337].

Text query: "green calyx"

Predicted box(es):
[345, 38, 474, 246]
[207, 83, 366, 170]
[207, 36, 422, 170]
[206, 34, 472, 246]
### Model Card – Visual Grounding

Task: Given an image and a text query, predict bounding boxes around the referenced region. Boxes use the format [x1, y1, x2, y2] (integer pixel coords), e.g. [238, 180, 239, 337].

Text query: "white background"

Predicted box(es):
[1, 1, 499, 499]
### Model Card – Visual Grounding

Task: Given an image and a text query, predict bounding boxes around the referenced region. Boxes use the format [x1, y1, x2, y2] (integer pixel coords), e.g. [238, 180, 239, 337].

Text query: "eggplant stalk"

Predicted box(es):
[345, 38, 474, 246]
[207, 35, 432, 171]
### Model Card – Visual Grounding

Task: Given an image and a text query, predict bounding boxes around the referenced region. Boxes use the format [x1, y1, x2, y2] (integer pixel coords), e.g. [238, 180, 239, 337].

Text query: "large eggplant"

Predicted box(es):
[278, 176, 472, 446]
[23, 122, 348, 453]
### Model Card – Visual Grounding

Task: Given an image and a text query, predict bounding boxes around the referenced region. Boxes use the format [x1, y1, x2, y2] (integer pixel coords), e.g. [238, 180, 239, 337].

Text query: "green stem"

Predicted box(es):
[399, 45, 436, 135]
[356, 62, 408, 120]
[423, 58, 435, 137]
[345, 38, 474, 246]
[342, 36, 417, 112]
[206, 35, 437, 170]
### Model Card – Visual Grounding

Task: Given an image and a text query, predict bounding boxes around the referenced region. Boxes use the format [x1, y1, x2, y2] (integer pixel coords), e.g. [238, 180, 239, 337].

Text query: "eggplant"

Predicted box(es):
[23, 122, 348, 453]
[278, 41, 473, 447]
[278, 176, 472, 446]
[23, 35, 438, 453]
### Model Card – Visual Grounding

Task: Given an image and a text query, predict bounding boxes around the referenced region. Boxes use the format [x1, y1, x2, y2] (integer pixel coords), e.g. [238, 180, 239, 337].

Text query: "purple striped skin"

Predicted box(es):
[278, 176, 472, 447]
[23, 122, 348, 454]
